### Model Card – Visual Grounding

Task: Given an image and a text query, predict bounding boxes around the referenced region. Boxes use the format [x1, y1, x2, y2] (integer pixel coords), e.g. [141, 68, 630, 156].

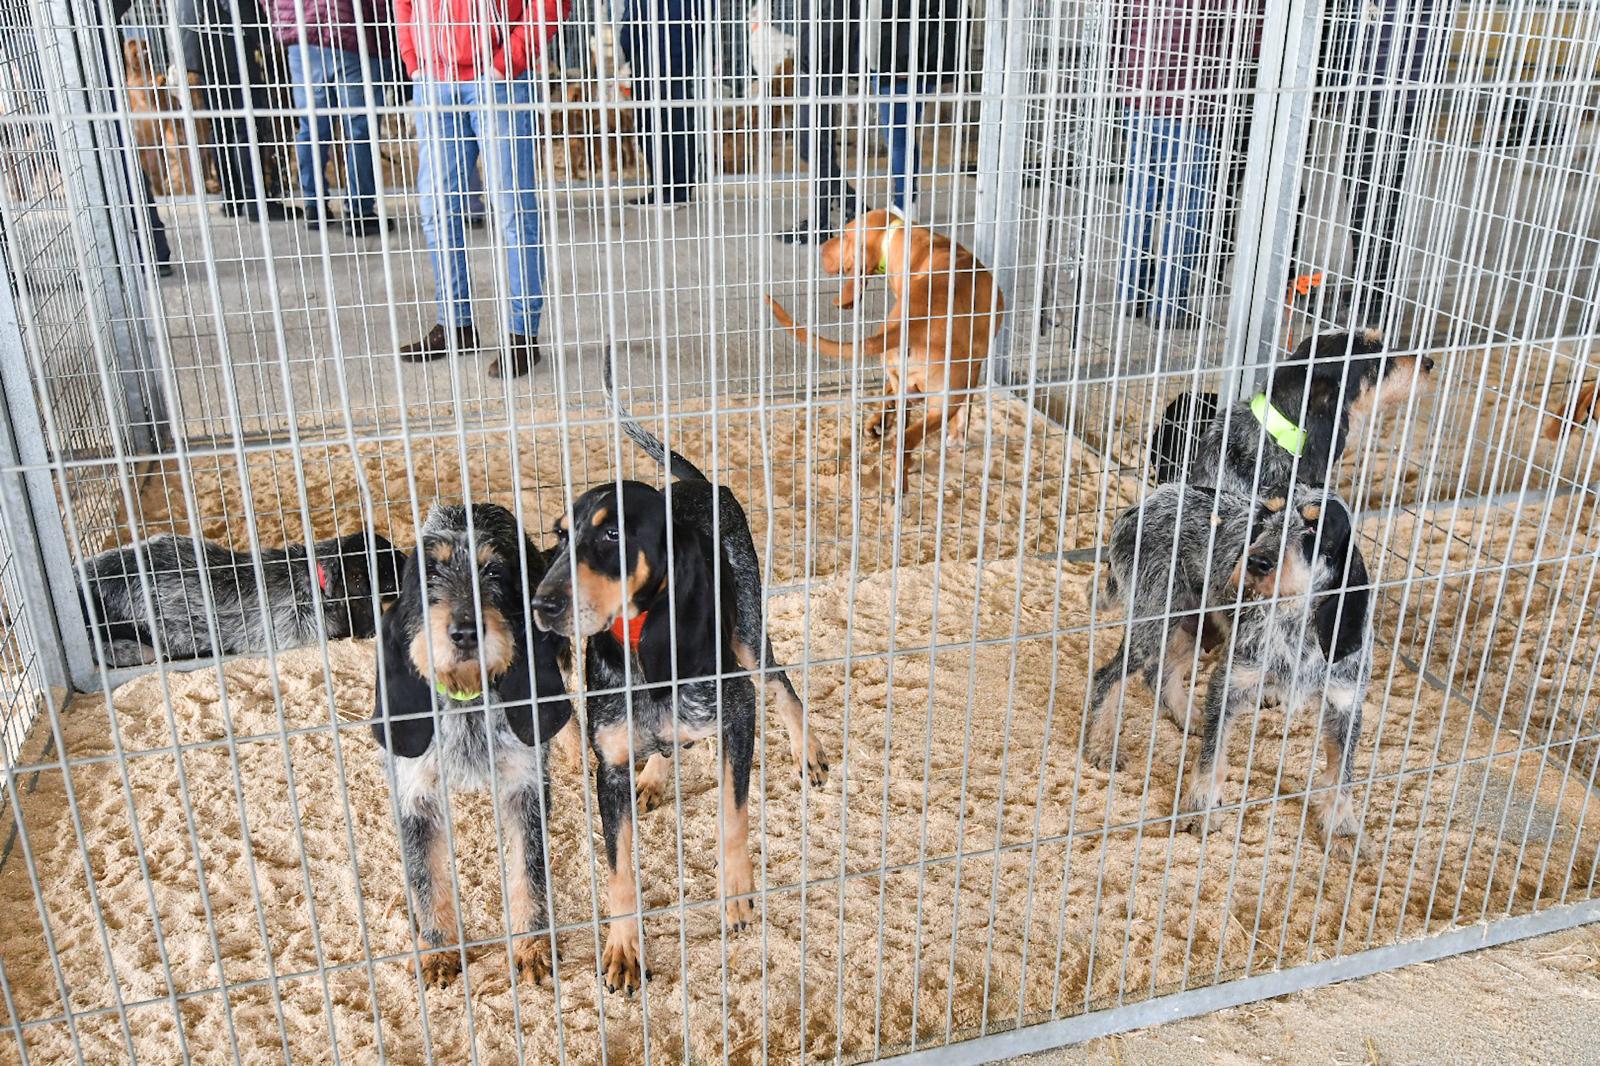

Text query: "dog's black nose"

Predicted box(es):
[529, 592, 564, 616]
[1246, 553, 1276, 578]
[448, 620, 478, 650]
[1422, 355, 1435, 373]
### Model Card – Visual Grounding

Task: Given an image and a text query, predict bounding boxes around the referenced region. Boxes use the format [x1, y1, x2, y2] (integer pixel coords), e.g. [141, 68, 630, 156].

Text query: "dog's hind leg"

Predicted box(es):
[734, 637, 827, 787]
[719, 681, 757, 932]
[1085, 624, 1155, 772]
[1144, 619, 1199, 731]
[502, 761, 557, 985]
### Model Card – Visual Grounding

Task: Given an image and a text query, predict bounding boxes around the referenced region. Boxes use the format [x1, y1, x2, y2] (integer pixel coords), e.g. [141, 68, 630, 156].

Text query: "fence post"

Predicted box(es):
[1222, 0, 1318, 402]
[973, 0, 1030, 385]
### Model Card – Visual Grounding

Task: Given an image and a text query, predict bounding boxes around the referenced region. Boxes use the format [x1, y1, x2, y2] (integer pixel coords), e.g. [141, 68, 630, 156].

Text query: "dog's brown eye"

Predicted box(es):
[482, 562, 503, 581]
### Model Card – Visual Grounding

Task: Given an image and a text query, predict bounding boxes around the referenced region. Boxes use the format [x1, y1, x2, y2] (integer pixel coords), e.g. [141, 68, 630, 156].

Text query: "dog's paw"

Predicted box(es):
[724, 861, 756, 932]
[514, 936, 556, 986]
[1179, 785, 1222, 835]
[419, 948, 462, 989]
[1083, 739, 1123, 773]
[1317, 791, 1360, 858]
[800, 741, 830, 788]
[601, 928, 645, 996]
[636, 775, 668, 814]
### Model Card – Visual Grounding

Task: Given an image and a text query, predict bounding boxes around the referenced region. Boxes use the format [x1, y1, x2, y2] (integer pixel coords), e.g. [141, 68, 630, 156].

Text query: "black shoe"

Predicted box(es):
[778, 215, 839, 245]
[467, 215, 487, 230]
[401, 324, 478, 363]
[491, 334, 540, 378]
[626, 191, 690, 209]
[222, 200, 293, 222]
[156, 262, 174, 279]
[305, 204, 328, 230]
[342, 215, 394, 237]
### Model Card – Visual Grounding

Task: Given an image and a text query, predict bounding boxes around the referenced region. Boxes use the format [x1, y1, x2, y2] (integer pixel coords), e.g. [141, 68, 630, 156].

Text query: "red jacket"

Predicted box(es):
[397, 0, 566, 80]
[1119, 0, 1263, 125]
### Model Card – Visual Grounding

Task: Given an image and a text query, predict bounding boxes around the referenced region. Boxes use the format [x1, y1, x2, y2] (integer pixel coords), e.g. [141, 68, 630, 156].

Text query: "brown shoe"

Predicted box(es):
[490, 334, 541, 379]
[401, 324, 477, 362]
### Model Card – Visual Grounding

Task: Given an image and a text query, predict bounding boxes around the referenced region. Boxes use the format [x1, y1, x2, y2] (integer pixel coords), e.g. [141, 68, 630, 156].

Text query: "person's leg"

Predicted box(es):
[200, 34, 257, 210]
[1346, 99, 1408, 320]
[1120, 111, 1158, 309]
[329, 47, 380, 221]
[716, 0, 750, 93]
[476, 76, 546, 375]
[660, 0, 699, 201]
[463, 135, 487, 221]
[876, 75, 920, 215]
[288, 45, 334, 218]
[780, 67, 855, 243]
[1155, 120, 1215, 320]
[408, 79, 476, 352]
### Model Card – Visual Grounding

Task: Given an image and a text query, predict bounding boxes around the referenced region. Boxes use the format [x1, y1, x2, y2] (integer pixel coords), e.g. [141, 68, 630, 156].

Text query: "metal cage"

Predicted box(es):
[1, 0, 1598, 1062]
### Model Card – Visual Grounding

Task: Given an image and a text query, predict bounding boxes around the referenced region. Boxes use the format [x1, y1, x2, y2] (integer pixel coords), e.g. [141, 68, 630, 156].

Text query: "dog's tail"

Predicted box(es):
[603, 350, 709, 483]
[764, 294, 903, 360]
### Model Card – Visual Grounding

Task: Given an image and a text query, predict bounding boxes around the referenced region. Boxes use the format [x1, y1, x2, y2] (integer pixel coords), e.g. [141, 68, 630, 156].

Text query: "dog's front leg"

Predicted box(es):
[1182, 664, 1260, 831]
[399, 796, 462, 988]
[1314, 682, 1364, 855]
[502, 759, 557, 985]
[596, 755, 646, 994]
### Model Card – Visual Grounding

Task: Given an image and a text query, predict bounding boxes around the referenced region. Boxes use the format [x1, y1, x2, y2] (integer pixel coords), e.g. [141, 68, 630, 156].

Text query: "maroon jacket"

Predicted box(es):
[1119, 0, 1263, 125]
[269, 0, 385, 54]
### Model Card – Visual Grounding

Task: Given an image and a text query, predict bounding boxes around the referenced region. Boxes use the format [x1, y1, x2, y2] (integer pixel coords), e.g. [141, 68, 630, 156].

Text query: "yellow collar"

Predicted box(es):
[872, 217, 906, 275]
[1250, 393, 1307, 456]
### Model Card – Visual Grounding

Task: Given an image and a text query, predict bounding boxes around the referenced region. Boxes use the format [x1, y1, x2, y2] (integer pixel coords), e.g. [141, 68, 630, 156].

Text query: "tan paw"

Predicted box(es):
[514, 936, 556, 986]
[636, 774, 668, 814]
[419, 948, 462, 989]
[725, 893, 756, 932]
[601, 927, 645, 995]
[1083, 737, 1123, 773]
[799, 738, 829, 788]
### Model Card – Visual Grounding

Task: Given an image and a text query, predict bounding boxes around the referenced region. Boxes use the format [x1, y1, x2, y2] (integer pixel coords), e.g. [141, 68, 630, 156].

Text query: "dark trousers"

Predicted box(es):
[620, 0, 700, 200]
[193, 32, 263, 207]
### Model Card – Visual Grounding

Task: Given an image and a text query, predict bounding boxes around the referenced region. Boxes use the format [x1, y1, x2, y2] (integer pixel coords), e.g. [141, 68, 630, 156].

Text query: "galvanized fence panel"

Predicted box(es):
[0, 0, 1598, 1063]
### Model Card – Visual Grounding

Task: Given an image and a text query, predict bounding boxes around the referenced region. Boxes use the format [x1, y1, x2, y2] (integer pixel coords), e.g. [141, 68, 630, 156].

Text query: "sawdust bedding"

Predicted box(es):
[5, 555, 1599, 1063]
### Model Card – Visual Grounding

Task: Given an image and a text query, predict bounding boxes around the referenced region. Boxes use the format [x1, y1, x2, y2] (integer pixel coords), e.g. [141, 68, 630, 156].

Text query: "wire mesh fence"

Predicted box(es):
[0, 0, 1598, 1062]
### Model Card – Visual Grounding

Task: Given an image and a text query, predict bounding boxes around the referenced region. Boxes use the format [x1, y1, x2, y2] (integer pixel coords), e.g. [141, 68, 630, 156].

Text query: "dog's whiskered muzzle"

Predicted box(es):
[447, 617, 478, 651]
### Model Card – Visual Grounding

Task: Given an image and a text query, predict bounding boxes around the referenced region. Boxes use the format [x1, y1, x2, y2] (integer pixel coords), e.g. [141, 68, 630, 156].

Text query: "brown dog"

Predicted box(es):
[766, 209, 1004, 487]
[1545, 380, 1597, 440]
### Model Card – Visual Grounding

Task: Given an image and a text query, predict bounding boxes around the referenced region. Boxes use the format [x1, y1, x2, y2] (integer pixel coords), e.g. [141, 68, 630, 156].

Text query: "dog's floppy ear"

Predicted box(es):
[638, 521, 727, 687]
[496, 625, 574, 748]
[1308, 498, 1370, 662]
[370, 558, 436, 758]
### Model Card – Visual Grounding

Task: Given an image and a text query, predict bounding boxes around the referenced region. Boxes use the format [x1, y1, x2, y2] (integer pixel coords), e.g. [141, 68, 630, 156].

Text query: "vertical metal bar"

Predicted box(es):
[1221, 0, 1316, 399]
[971, 0, 1027, 384]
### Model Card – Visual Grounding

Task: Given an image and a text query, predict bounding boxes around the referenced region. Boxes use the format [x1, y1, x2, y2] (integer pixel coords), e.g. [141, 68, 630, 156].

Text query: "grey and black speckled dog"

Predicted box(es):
[526, 355, 827, 996]
[370, 503, 573, 989]
[82, 531, 403, 666]
[1181, 487, 1372, 856]
[1087, 484, 1306, 771]
[1180, 330, 1434, 494]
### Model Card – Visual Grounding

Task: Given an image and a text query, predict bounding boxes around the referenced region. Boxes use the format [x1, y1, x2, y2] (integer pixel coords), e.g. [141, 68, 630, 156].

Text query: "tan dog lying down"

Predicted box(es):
[767, 209, 1004, 487]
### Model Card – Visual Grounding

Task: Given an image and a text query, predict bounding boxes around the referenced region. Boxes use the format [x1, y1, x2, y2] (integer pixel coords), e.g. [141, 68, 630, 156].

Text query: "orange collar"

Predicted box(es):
[609, 610, 647, 651]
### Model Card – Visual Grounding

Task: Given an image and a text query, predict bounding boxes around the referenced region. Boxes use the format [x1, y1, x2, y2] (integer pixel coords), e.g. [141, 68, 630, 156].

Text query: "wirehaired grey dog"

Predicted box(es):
[370, 503, 573, 988]
[526, 355, 826, 996]
[82, 531, 404, 666]
[1087, 484, 1309, 771]
[1182, 489, 1372, 855]
[1181, 330, 1434, 493]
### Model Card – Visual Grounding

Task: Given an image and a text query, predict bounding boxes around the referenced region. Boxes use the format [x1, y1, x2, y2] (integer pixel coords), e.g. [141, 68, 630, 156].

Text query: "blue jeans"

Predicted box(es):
[414, 77, 545, 338]
[1121, 112, 1217, 317]
[288, 44, 377, 217]
[875, 75, 934, 214]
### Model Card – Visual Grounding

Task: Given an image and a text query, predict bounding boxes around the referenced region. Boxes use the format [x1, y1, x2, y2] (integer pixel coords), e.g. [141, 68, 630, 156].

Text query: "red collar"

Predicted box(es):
[609, 610, 647, 651]
[316, 563, 329, 593]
